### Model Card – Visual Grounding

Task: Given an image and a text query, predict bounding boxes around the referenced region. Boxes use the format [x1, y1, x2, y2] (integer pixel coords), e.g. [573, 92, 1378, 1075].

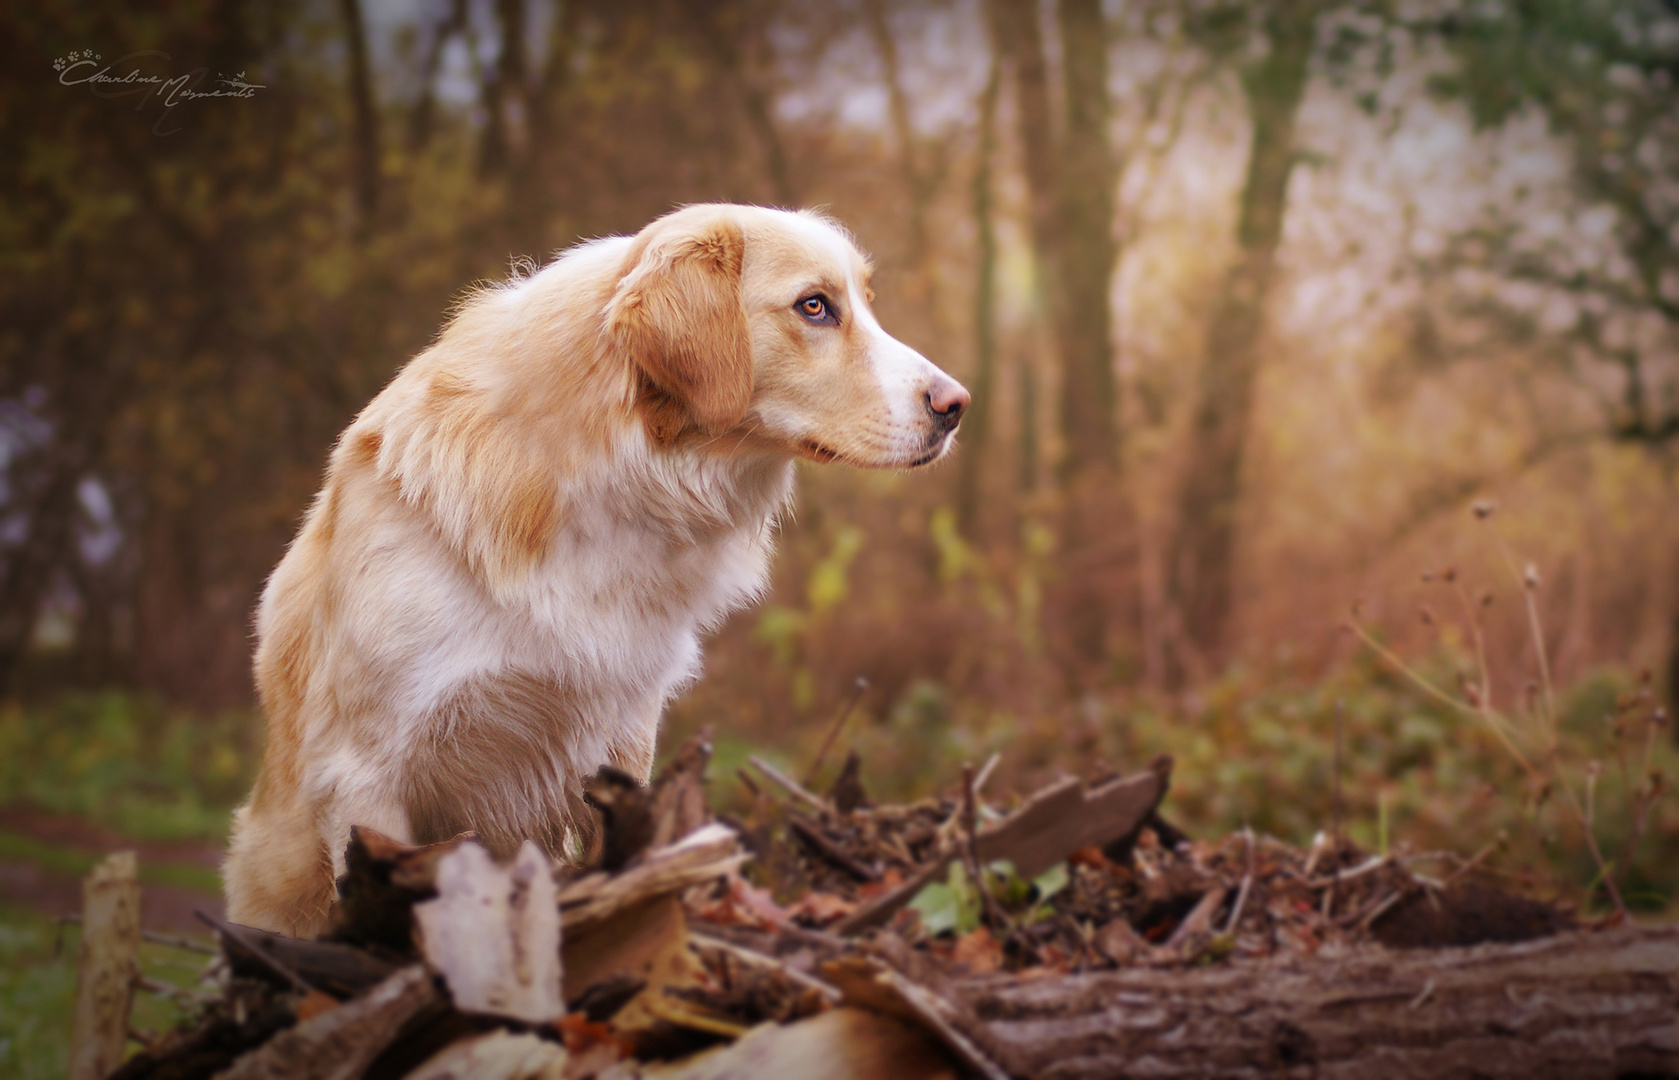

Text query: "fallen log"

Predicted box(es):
[213, 965, 441, 1080]
[950, 925, 1679, 1079]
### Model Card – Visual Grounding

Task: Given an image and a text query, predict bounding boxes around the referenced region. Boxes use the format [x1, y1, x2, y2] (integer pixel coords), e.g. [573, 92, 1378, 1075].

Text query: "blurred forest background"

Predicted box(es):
[2, 4, 1678, 1036]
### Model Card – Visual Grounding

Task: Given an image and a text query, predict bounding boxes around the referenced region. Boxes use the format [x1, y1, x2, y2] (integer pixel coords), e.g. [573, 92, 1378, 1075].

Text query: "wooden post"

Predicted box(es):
[68, 851, 141, 1080]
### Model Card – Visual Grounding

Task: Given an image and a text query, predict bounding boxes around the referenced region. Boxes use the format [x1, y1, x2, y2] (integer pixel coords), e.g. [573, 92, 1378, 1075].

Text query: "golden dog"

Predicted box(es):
[222, 204, 968, 936]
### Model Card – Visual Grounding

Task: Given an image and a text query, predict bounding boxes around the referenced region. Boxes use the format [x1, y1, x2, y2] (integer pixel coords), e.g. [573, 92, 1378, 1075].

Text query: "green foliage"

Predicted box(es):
[909, 859, 1071, 935]
[910, 861, 983, 936]
[0, 832, 220, 895]
[0, 692, 256, 842]
[693, 646, 1676, 917]
[807, 526, 866, 615]
[0, 905, 206, 1080]
[1097, 662, 1675, 912]
[0, 906, 74, 1080]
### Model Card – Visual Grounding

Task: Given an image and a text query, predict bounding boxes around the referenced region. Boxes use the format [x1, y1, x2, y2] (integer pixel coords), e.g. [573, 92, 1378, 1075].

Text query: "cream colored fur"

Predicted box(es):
[222, 204, 968, 936]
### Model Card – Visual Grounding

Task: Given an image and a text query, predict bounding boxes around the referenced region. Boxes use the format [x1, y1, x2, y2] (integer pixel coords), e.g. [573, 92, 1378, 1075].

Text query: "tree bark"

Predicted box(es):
[406, 0, 467, 154]
[477, 0, 529, 179]
[1168, 0, 1321, 676]
[985, 0, 1120, 482]
[1053, 0, 1119, 478]
[865, 0, 936, 306]
[691, 2, 798, 208]
[985, 0, 1128, 678]
[957, 55, 1002, 535]
[338, 0, 381, 228]
[952, 926, 1679, 1079]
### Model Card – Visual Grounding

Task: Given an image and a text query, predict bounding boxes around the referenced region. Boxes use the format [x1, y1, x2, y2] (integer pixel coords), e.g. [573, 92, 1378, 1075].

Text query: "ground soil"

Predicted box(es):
[0, 802, 224, 932]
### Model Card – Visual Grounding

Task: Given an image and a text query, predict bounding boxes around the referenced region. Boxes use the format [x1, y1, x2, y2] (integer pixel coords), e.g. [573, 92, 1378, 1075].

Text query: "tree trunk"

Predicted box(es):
[406, 0, 468, 154]
[338, 0, 381, 228]
[1168, 0, 1321, 676]
[957, 56, 1002, 535]
[1053, 0, 1118, 478]
[1670, 537, 1679, 748]
[985, 0, 1127, 679]
[985, 0, 1119, 482]
[952, 926, 1679, 1079]
[865, 0, 938, 314]
[478, 0, 529, 179]
[691, 3, 798, 208]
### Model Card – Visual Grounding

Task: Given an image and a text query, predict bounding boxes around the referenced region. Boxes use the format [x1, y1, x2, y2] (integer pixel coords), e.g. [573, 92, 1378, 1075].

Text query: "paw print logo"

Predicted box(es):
[54, 50, 99, 71]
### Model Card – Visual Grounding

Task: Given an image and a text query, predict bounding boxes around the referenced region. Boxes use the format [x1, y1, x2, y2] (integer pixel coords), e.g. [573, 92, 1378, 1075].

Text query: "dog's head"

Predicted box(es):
[606, 204, 968, 468]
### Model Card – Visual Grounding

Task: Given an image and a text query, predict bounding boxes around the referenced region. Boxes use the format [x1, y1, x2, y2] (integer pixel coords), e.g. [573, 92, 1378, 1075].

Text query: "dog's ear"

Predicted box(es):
[607, 216, 753, 440]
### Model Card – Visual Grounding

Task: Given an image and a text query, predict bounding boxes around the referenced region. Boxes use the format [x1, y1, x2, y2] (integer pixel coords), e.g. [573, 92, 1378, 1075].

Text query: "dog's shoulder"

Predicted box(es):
[345, 250, 639, 601]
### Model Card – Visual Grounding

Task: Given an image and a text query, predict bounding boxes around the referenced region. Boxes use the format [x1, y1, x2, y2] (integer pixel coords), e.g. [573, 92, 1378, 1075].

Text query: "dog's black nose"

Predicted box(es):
[927, 379, 970, 429]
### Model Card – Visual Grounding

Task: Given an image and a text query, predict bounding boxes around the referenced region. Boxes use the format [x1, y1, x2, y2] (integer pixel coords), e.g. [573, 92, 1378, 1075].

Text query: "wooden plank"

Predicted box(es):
[69, 851, 141, 1080]
[414, 840, 564, 1025]
[558, 823, 743, 936]
[213, 965, 440, 1080]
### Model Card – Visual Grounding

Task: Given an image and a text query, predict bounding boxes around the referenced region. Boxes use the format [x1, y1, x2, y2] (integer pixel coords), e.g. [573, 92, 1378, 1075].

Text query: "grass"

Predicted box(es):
[0, 904, 209, 1080]
[0, 691, 257, 844]
[0, 693, 245, 1074]
[0, 831, 221, 894]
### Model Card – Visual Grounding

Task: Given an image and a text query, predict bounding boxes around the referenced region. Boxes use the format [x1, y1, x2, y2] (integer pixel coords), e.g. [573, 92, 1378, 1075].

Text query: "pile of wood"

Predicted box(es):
[79, 737, 1679, 1079]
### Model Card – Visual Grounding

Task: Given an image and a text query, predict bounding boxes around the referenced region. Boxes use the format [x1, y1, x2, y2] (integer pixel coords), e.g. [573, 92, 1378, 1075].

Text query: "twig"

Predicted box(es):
[961, 763, 1011, 933]
[686, 930, 842, 1002]
[134, 975, 185, 997]
[1615, 772, 1667, 896]
[803, 676, 869, 788]
[787, 813, 881, 882]
[972, 752, 1001, 801]
[1351, 591, 1629, 918]
[643, 991, 753, 1039]
[1443, 837, 1504, 886]
[1224, 829, 1256, 936]
[1166, 885, 1227, 951]
[1335, 887, 1408, 930]
[1307, 854, 1391, 889]
[1358, 890, 1408, 929]
[196, 912, 316, 996]
[832, 846, 952, 936]
[57, 914, 214, 955]
[748, 756, 828, 814]
[1448, 574, 1494, 716]
[1301, 831, 1330, 879]
[1332, 700, 1345, 841]
[1346, 618, 1539, 777]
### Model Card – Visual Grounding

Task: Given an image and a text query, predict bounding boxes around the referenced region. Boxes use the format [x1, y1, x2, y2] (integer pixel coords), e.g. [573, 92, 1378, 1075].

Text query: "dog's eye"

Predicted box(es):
[797, 295, 836, 325]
